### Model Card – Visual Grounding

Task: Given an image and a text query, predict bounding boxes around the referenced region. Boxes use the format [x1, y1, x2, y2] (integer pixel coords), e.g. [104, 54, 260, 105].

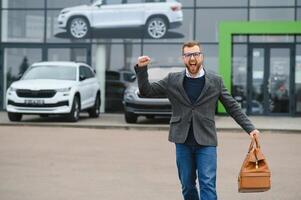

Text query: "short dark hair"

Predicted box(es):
[182, 41, 202, 55]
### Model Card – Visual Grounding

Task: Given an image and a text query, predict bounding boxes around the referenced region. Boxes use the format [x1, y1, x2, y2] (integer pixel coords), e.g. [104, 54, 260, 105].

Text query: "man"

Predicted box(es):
[134, 41, 259, 200]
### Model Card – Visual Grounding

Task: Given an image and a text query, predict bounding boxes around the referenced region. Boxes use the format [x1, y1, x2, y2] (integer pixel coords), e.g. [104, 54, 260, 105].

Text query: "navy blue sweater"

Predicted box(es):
[183, 75, 205, 146]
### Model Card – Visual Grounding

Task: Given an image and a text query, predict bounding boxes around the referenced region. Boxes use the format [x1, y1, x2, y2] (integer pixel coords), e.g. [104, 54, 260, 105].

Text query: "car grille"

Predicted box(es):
[16, 89, 56, 98]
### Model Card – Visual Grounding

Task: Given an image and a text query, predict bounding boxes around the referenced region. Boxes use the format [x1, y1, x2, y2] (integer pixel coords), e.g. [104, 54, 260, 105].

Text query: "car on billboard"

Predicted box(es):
[57, 0, 183, 39]
[123, 66, 183, 123]
[6, 61, 101, 122]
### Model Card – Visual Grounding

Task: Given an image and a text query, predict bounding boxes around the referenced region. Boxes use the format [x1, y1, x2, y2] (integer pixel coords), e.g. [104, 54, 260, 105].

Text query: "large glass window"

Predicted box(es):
[47, 0, 91, 9]
[250, 35, 294, 43]
[178, 0, 194, 7]
[2, 0, 44, 8]
[296, 45, 301, 113]
[232, 45, 247, 112]
[3, 48, 42, 99]
[233, 35, 247, 43]
[2, 10, 44, 42]
[142, 44, 218, 72]
[144, 9, 194, 43]
[196, 9, 247, 42]
[197, 0, 247, 7]
[250, 8, 294, 21]
[92, 43, 141, 71]
[47, 48, 88, 63]
[202, 45, 218, 73]
[250, 0, 295, 6]
[143, 44, 183, 67]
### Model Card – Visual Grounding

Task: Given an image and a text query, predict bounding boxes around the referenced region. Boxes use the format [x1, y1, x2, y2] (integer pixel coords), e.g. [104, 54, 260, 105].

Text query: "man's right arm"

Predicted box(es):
[134, 56, 168, 97]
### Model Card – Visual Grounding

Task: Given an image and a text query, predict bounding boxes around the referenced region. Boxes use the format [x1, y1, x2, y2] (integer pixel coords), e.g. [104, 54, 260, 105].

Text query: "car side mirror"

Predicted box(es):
[80, 75, 86, 81]
[130, 75, 136, 82]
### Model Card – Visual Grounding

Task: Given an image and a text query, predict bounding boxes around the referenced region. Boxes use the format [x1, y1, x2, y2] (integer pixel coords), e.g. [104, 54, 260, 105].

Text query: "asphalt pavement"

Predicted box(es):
[0, 126, 300, 200]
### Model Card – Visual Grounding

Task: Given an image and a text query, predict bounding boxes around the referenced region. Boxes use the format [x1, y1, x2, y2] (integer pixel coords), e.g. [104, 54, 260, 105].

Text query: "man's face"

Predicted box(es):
[182, 45, 204, 75]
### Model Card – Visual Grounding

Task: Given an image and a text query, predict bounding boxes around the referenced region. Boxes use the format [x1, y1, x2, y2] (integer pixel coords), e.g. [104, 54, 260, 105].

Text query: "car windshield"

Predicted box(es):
[22, 65, 77, 81]
[148, 67, 183, 81]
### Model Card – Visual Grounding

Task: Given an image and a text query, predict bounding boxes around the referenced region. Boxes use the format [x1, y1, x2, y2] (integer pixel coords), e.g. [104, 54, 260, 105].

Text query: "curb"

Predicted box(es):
[0, 123, 300, 134]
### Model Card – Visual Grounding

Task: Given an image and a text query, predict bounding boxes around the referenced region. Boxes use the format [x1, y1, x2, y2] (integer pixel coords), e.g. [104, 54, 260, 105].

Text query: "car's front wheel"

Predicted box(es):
[88, 93, 100, 118]
[146, 17, 168, 39]
[125, 111, 138, 123]
[68, 96, 80, 122]
[8, 112, 22, 122]
[67, 16, 90, 39]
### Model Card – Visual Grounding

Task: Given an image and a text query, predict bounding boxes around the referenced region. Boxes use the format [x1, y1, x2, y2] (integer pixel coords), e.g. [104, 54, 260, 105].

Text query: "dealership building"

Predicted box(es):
[0, 0, 300, 116]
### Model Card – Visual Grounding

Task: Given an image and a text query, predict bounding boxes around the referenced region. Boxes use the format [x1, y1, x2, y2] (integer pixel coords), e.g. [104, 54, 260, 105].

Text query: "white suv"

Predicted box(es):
[57, 0, 183, 39]
[6, 62, 101, 122]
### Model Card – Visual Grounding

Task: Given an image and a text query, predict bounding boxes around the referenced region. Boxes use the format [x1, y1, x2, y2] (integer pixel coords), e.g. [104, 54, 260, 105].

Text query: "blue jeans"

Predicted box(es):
[175, 144, 217, 200]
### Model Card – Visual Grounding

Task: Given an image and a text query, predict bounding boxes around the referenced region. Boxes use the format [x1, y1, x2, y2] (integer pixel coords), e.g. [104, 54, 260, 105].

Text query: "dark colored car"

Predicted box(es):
[105, 70, 135, 112]
[123, 66, 183, 123]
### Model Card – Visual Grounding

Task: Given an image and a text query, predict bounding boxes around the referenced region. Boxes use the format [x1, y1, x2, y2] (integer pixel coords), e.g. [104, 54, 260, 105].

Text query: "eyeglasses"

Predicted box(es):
[183, 52, 203, 58]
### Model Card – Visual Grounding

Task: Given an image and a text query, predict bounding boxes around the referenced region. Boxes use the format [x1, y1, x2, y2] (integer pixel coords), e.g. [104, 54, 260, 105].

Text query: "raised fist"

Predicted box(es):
[137, 56, 151, 67]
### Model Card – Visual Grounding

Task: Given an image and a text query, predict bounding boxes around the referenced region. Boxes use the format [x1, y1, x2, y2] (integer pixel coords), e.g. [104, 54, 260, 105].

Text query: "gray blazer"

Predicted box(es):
[135, 66, 255, 146]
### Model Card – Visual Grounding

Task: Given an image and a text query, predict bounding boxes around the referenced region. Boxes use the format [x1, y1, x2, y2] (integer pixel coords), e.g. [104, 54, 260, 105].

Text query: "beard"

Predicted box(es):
[185, 61, 202, 75]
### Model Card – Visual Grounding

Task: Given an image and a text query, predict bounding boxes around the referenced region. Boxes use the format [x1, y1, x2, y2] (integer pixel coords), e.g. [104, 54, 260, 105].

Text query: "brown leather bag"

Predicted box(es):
[238, 135, 271, 192]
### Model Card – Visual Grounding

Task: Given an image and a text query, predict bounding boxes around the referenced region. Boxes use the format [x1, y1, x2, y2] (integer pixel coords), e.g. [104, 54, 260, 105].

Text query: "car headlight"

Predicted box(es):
[57, 87, 72, 92]
[124, 88, 138, 101]
[8, 87, 17, 92]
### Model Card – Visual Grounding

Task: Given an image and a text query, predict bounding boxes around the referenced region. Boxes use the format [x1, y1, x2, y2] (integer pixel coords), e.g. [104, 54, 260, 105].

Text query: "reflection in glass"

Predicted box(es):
[47, 0, 91, 8]
[250, 35, 294, 43]
[251, 48, 264, 114]
[2, 10, 44, 42]
[250, 0, 295, 6]
[269, 49, 290, 113]
[178, 0, 194, 7]
[250, 8, 294, 21]
[4, 48, 42, 90]
[202, 45, 218, 73]
[232, 45, 247, 113]
[295, 45, 301, 113]
[48, 48, 87, 63]
[92, 44, 141, 71]
[2, 0, 44, 8]
[197, 0, 247, 7]
[233, 35, 247, 43]
[196, 9, 247, 42]
[143, 44, 183, 67]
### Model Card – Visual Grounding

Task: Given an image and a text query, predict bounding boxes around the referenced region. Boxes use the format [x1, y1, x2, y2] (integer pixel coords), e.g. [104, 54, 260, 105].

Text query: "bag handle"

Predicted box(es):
[248, 134, 261, 153]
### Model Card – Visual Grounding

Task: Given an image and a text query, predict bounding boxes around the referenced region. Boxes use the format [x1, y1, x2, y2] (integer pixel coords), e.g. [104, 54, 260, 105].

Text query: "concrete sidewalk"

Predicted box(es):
[0, 111, 300, 133]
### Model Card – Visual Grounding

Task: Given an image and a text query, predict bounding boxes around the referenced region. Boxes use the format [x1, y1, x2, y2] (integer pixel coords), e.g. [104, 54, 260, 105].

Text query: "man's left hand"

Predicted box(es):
[249, 129, 260, 139]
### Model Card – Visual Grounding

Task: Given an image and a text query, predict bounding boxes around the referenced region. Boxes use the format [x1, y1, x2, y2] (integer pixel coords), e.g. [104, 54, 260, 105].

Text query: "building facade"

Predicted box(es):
[0, 0, 300, 116]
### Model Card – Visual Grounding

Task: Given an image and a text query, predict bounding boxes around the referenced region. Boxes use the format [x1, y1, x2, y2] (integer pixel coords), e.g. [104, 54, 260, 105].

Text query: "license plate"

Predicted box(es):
[24, 99, 45, 105]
